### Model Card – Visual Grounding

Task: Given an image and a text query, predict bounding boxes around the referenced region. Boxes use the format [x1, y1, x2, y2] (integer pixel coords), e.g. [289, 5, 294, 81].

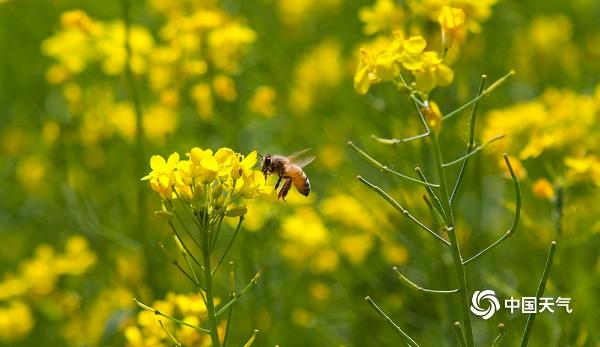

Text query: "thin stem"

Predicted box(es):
[422, 195, 446, 228]
[371, 132, 429, 145]
[492, 323, 506, 347]
[442, 134, 505, 168]
[520, 241, 557, 347]
[393, 267, 458, 294]
[453, 322, 467, 347]
[159, 320, 182, 347]
[415, 167, 445, 217]
[243, 330, 259, 347]
[429, 131, 475, 347]
[168, 220, 203, 269]
[172, 260, 206, 291]
[212, 216, 244, 275]
[365, 296, 420, 347]
[462, 154, 521, 265]
[134, 298, 210, 334]
[223, 261, 236, 347]
[443, 70, 515, 120]
[348, 141, 439, 188]
[216, 267, 265, 317]
[357, 176, 450, 246]
[451, 75, 488, 204]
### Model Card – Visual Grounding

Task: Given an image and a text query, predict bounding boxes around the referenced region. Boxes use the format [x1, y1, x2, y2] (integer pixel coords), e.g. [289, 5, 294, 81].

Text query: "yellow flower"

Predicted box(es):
[190, 83, 214, 119]
[339, 233, 374, 264]
[290, 40, 343, 113]
[359, 0, 404, 35]
[0, 301, 34, 342]
[212, 74, 237, 102]
[144, 147, 269, 211]
[207, 22, 256, 73]
[408, 51, 453, 92]
[438, 6, 466, 48]
[142, 153, 180, 200]
[354, 41, 401, 95]
[249, 86, 277, 117]
[532, 178, 555, 200]
[60, 9, 95, 34]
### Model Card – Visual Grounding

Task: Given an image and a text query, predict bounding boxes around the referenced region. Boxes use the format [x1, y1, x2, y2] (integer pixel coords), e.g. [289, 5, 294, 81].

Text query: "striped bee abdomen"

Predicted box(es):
[292, 170, 310, 196]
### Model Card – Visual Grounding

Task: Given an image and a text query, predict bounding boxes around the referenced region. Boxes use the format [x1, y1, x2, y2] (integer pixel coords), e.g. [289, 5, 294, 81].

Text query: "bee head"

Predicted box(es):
[261, 154, 272, 180]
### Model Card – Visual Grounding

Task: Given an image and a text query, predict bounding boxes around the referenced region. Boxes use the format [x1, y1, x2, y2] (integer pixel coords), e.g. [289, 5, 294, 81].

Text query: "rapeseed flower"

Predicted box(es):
[438, 6, 466, 48]
[143, 147, 271, 217]
[359, 0, 404, 35]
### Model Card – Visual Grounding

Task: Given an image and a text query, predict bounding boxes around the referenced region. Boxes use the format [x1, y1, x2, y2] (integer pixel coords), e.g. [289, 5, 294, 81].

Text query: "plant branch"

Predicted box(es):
[442, 134, 505, 168]
[393, 267, 458, 294]
[371, 132, 430, 145]
[462, 154, 521, 265]
[453, 322, 467, 347]
[365, 296, 420, 347]
[443, 70, 515, 120]
[357, 176, 450, 246]
[134, 298, 210, 334]
[212, 216, 244, 275]
[172, 260, 206, 291]
[520, 241, 557, 347]
[492, 323, 506, 347]
[415, 167, 445, 217]
[168, 220, 203, 270]
[348, 141, 439, 187]
[450, 75, 488, 204]
[216, 266, 266, 317]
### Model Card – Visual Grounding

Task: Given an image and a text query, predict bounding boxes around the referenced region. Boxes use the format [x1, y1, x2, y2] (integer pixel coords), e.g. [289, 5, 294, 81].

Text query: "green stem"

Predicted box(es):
[348, 141, 439, 188]
[450, 75, 487, 203]
[492, 323, 506, 347]
[365, 296, 420, 347]
[357, 176, 450, 246]
[453, 322, 467, 347]
[429, 132, 475, 347]
[201, 217, 221, 347]
[442, 134, 505, 168]
[393, 267, 458, 294]
[134, 298, 210, 334]
[462, 154, 521, 265]
[520, 241, 557, 347]
[443, 70, 515, 120]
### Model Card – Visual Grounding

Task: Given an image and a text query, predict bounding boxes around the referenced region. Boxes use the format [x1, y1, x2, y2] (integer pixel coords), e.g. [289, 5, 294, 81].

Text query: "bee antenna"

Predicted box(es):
[257, 153, 264, 160]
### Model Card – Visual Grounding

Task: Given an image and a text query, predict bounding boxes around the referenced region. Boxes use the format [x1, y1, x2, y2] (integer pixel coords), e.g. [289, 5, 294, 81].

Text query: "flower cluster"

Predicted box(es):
[0, 236, 96, 342]
[41, 4, 257, 146]
[277, 192, 408, 273]
[142, 147, 272, 216]
[125, 292, 216, 347]
[483, 86, 600, 188]
[407, 0, 498, 33]
[354, 31, 454, 94]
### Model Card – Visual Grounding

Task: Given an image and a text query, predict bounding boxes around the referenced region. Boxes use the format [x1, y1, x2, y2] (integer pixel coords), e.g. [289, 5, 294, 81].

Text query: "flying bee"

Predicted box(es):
[260, 149, 315, 201]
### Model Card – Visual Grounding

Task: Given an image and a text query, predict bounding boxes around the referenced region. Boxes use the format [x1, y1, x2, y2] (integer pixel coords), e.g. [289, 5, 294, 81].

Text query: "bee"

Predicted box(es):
[261, 149, 315, 200]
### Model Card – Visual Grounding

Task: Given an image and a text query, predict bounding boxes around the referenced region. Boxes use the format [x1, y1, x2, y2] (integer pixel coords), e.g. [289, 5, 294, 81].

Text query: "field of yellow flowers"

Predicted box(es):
[0, 0, 599, 346]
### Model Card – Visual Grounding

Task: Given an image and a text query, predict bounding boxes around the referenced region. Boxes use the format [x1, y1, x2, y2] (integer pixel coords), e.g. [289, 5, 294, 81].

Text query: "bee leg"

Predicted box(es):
[279, 177, 293, 201]
[274, 174, 283, 189]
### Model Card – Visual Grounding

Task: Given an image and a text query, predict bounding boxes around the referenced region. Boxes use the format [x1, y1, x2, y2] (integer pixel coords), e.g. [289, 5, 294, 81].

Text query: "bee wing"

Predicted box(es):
[290, 155, 315, 168]
[287, 148, 312, 162]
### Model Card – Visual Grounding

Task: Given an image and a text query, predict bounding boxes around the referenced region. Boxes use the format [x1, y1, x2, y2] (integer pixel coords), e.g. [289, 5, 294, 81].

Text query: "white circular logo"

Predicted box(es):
[470, 290, 500, 320]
